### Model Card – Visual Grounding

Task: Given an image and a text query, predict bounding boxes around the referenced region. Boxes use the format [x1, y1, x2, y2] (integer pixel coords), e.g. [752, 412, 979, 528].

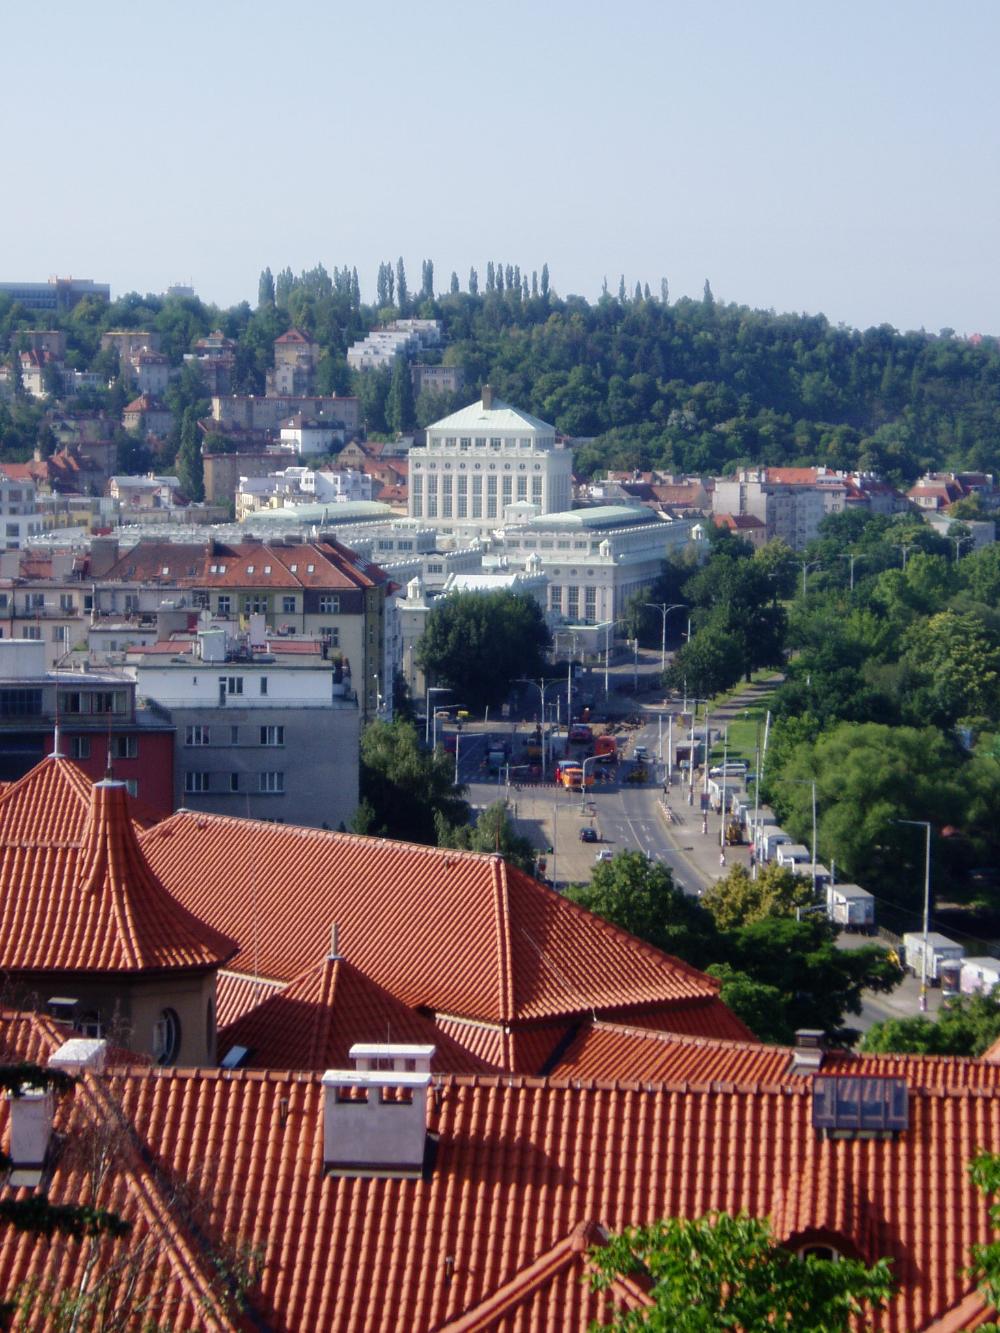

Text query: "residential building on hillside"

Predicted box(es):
[713, 466, 908, 549]
[713, 511, 768, 547]
[0, 469, 42, 548]
[499, 504, 698, 630]
[201, 443, 295, 505]
[0, 276, 109, 310]
[209, 392, 361, 436]
[109, 474, 184, 510]
[236, 465, 372, 520]
[0, 639, 174, 810]
[100, 329, 161, 361]
[278, 413, 347, 455]
[347, 319, 441, 372]
[183, 329, 237, 395]
[266, 327, 320, 397]
[411, 362, 464, 396]
[122, 393, 173, 439]
[410, 386, 573, 539]
[125, 627, 359, 828]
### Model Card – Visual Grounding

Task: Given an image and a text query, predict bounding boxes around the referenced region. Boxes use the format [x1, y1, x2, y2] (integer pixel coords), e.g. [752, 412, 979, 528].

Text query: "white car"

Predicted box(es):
[595, 849, 614, 863]
[633, 745, 649, 761]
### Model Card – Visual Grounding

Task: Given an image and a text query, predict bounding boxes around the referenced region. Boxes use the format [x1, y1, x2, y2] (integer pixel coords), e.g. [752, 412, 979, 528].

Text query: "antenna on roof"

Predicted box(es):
[105, 710, 114, 780]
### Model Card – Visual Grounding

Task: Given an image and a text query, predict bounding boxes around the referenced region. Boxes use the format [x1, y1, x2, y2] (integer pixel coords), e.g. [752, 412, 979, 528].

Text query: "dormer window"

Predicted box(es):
[246, 564, 255, 574]
[263, 565, 271, 574]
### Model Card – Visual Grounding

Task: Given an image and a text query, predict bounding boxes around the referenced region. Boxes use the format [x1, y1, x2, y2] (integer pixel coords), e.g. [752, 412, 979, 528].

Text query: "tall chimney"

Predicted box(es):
[481, 384, 494, 411]
[8, 1087, 54, 1187]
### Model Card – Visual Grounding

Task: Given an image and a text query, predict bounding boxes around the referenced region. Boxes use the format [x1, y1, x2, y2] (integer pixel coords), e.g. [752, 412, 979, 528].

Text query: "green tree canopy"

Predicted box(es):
[416, 590, 551, 714]
[701, 862, 813, 931]
[436, 799, 536, 873]
[353, 718, 468, 844]
[587, 1212, 893, 1331]
[861, 992, 1000, 1057]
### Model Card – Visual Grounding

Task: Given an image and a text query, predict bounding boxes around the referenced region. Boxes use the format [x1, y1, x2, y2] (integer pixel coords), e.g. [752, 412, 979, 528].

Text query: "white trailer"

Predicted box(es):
[827, 883, 875, 933]
[903, 932, 965, 984]
[758, 828, 793, 863]
[960, 956, 1000, 996]
[776, 843, 811, 868]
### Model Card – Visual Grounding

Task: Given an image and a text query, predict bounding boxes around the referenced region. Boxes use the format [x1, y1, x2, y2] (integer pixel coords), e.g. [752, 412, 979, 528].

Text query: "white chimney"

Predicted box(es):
[788, 1029, 825, 1076]
[322, 1043, 435, 1177]
[8, 1087, 54, 1187]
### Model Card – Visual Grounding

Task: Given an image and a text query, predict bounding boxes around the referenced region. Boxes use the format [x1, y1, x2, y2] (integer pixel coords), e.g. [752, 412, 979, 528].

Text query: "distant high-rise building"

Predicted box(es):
[0, 277, 110, 312]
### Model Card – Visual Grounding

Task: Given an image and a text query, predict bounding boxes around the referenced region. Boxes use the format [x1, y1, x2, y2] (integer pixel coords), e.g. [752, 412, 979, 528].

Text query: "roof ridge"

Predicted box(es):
[489, 857, 516, 1025]
[590, 1019, 772, 1053]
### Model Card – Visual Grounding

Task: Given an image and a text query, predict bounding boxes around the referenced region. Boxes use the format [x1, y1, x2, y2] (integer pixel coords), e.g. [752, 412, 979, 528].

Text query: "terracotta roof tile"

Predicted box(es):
[0, 766, 235, 974]
[215, 969, 284, 1028]
[218, 955, 486, 1074]
[0, 1068, 994, 1331]
[141, 813, 726, 1031]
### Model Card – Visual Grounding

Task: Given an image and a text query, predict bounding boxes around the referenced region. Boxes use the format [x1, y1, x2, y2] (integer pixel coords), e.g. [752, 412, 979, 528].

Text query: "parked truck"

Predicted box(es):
[902, 932, 965, 985]
[827, 884, 875, 933]
[594, 734, 618, 763]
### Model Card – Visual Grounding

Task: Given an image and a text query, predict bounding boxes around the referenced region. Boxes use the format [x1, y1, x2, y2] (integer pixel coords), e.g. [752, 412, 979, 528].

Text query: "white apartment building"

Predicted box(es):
[0, 473, 42, 549]
[499, 505, 699, 631]
[712, 468, 848, 550]
[409, 387, 573, 539]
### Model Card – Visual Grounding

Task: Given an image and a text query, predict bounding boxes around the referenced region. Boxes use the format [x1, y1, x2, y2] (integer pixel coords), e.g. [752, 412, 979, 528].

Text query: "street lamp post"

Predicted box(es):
[580, 754, 600, 807]
[838, 552, 868, 592]
[952, 535, 975, 562]
[644, 602, 687, 672]
[517, 678, 559, 780]
[425, 687, 451, 745]
[432, 703, 462, 754]
[896, 819, 932, 1013]
[798, 559, 822, 598]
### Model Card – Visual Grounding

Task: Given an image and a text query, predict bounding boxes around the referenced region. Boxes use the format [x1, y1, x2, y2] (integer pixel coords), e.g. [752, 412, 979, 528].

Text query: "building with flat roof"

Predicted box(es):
[0, 277, 110, 311]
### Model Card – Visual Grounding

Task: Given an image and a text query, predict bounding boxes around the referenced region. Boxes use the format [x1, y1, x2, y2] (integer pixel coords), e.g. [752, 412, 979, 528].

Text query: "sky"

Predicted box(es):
[4, 0, 999, 335]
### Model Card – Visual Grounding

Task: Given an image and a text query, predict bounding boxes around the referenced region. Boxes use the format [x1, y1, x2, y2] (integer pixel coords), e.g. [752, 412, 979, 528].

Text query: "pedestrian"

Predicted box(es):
[719, 850, 726, 868]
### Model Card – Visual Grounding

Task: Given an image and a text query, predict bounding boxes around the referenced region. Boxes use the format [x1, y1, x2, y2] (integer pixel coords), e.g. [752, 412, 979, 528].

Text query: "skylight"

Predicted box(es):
[812, 1075, 908, 1135]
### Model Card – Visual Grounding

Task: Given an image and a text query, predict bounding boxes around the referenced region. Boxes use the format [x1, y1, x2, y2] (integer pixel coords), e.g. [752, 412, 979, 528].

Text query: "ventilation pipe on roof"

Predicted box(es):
[788, 1029, 825, 1076]
[321, 1043, 435, 1178]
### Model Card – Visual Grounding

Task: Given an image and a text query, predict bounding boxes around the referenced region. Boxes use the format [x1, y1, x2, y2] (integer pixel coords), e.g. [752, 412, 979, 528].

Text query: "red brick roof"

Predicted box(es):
[218, 954, 487, 1074]
[274, 327, 313, 345]
[0, 763, 235, 974]
[140, 812, 739, 1059]
[1, 1067, 997, 1330]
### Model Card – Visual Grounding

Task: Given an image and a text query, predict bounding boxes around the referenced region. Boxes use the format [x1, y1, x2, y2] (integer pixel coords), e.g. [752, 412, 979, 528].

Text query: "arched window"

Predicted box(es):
[153, 1008, 181, 1065]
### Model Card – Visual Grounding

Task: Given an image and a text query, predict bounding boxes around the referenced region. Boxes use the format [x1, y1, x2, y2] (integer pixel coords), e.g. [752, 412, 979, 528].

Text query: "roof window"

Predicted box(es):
[246, 564, 255, 574]
[812, 1075, 908, 1137]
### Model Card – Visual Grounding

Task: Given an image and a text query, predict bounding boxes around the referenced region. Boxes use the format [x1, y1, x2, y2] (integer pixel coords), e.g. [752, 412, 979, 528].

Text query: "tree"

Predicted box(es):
[376, 262, 390, 307]
[861, 992, 1000, 1057]
[175, 407, 203, 501]
[968, 1151, 1000, 1325]
[587, 1212, 893, 1331]
[421, 259, 434, 300]
[437, 800, 536, 873]
[469, 266, 479, 296]
[354, 719, 468, 844]
[565, 852, 720, 970]
[701, 863, 813, 931]
[386, 354, 415, 435]
[416, 590, 551, 713]
[540, 263, 549, 297]
[665, 624, 744, 698]
[396, 257, 408, 312]
[257, 267, 275, 308]
[449, 271, 460, 295]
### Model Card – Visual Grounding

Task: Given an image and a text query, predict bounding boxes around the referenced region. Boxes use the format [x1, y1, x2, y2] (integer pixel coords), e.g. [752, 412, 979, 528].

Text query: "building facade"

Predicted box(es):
[409, 387, 573, 539]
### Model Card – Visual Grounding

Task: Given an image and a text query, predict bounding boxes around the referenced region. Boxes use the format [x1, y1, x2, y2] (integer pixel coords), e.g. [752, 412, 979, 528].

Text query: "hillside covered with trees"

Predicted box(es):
[4, 261, 1000, 485]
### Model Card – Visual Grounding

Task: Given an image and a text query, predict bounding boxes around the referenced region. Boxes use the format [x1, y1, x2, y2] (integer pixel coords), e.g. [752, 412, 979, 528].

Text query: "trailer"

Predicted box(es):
[960, 957, 1000, 996]
[902, 931, 965, 984]
[827, 883, 875, 933]
[758, 827, 793, 863]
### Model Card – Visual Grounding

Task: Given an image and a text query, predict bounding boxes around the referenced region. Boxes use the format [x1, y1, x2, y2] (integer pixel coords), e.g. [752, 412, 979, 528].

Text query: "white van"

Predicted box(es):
[709, 761, 748, 778]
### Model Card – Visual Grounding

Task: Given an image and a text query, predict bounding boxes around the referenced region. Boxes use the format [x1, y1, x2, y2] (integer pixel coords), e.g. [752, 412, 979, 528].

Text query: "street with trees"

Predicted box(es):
[416, 590, 551, 714]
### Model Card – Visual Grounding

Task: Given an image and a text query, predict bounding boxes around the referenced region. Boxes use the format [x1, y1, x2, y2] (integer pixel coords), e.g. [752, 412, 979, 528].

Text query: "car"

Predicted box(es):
[633, 745, 649, 760]
[595, 849, 614, 863]
[709, 761, 749, 778]
[579, 826, 599, 843]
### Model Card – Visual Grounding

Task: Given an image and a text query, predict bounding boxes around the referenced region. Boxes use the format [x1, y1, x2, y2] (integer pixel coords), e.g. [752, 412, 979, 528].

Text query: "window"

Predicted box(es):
[318, 595, 340, 614]
[112, 736, 138, 760]
[442, 474, 453, 518]
[282, 596, 296, 614]
[184, 772, 210, 793]
[220, 676, 243, 696]
[51, 627, 65, 643]
[22, 626, 40, 640]
[567, 588, 580, 618]
[585, 587, 597, 621]
[153, 1008, 181, 1065]
[217, 595, 231, 616]
[487, 475, 498, 518]
[230, 725, 239, 745]
[549, 586, 562, 611]
[27, 592, 44, 610]
[185, 724, 210, 746]
[70, 736, 91, 759]
[243, 595, 268, 614]
[229, 772, 240, 792]
[532, 476, 543, 504]
[259, 771, 284, 794]
[321, 626, 339, 646]
[260, 725, 284, 746]
[412, 474, 423, 517]
[259, 677, 268, 696]
[0, 688, 42, 717]
[59, 594, 74, 612]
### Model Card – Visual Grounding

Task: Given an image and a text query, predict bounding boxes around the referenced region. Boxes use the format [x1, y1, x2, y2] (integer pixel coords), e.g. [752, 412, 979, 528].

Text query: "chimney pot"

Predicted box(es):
[481, 385, 494, 411]
[322, 1043, 436, 1177]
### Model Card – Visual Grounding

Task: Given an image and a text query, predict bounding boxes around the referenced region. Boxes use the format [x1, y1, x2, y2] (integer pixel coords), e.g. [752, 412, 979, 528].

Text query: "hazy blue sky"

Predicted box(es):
[5, 1, 998, 333]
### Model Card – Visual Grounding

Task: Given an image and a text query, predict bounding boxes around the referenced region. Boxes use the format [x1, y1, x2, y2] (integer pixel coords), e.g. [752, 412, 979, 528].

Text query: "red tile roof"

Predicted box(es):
[0, 765, 235, 974]
[764, 467, 820, 484]
[2, 1067, 998, 1330]
[141, 813, 729, 1032]
[216, 969, 284, 1028]
[218, 954, 486, 1074]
